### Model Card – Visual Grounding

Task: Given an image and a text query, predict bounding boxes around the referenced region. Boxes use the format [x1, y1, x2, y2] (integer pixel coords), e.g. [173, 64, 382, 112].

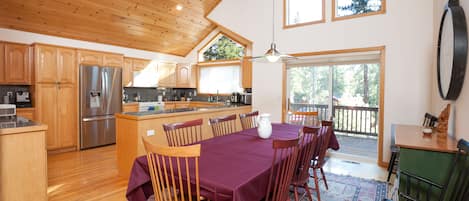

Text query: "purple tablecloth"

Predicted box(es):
[126, 123, 339, 201]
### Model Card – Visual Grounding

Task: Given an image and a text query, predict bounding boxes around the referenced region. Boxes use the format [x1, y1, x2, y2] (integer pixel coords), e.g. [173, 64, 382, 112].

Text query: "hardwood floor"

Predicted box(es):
[47, 145, 127, 201]
[47, 145, 387, 200]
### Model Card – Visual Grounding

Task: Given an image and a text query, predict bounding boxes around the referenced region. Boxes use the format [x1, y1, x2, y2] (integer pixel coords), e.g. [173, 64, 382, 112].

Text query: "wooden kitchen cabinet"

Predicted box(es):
[241, 57, 252, 88]
[103, 53, 123, 67]
[57, 47, 77, 84]
[0, 43, 4, 83]
[3, 43, 31, 84]
[56, 83, 77, 148]
[35, 44, 77, 84]
[77, 50, 103, 66]
[36, 83, 60, 150]
[16, 108, 35, 120]
[35, 45, 58, 83]
[122, 103, 139, 112]
[176, 64, 190, 87]
[123, 58, 133, 87]
[132, 58, 150, 71]
[157, 62, 177, 87]
[36, 83, 77, 151]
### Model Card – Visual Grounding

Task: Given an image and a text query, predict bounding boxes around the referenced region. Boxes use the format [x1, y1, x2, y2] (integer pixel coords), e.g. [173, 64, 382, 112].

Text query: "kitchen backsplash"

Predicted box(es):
[0, 85, 31, 104]
[123, 87, 237, 102]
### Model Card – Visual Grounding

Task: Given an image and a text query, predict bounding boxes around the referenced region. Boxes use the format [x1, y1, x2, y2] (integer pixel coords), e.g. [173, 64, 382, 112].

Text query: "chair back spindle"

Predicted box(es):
[209, 114, 237, 137]
[142, 138, 201, 201]
[239, 111, 259, 130]
[265, 138, 300, 201]
[163, 119, 204, 146]
[288, 111, 320, 127]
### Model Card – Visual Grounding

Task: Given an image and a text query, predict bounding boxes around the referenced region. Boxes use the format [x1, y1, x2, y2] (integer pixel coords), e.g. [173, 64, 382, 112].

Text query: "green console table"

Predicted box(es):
[394, 124, 458, 201]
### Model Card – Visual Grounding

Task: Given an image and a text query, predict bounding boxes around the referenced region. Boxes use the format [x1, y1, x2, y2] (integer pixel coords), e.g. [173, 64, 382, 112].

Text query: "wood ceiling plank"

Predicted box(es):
[0, 0, 221, 56]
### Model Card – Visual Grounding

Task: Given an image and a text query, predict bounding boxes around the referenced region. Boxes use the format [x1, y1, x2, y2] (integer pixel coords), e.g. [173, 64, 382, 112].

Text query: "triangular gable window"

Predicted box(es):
[199, 33, 245, 62]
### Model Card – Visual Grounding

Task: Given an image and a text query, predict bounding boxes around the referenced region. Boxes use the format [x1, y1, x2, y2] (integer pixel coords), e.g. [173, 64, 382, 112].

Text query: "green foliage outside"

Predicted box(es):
[287, 64, 380, 107]
[202, 35, 244, 61]
[337, 0, 382, 16]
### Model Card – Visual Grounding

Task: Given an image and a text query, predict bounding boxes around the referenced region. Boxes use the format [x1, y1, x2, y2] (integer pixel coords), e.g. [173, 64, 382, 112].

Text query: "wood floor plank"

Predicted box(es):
[47, 145, 128, 201]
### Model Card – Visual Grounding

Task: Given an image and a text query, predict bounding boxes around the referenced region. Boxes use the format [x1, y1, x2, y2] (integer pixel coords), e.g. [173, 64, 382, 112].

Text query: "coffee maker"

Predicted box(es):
[15, 91, 32, 108]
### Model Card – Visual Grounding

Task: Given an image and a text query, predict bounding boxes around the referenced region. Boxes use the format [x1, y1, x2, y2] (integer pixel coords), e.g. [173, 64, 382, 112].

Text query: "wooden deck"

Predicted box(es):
[331, 132, 378, 159]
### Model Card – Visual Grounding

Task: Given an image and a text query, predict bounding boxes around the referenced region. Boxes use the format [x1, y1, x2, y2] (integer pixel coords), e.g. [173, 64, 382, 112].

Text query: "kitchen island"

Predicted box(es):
[115, 104, 252, 178]
[0, 116, 48, 201]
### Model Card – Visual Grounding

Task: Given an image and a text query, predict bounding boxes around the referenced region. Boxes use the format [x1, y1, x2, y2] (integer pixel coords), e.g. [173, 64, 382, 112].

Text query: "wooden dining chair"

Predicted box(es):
[142, 138, 201, 201]
[291, 126, 320, 201]
[209, 114, 237, 137]
[163, 118, 204, 146]
[288, 111, 320, 127]
[310, 126, 332, 198]
[265, 138, 300, 201]
[239, 110, 259, 130]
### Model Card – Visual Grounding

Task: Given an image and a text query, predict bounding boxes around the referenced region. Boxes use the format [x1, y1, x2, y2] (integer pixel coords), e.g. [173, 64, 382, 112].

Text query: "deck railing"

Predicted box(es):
[289, 103, 379, 137]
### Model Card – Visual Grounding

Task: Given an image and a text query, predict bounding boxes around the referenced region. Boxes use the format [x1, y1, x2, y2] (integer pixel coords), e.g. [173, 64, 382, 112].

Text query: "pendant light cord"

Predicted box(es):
[272, 0, 275, 44]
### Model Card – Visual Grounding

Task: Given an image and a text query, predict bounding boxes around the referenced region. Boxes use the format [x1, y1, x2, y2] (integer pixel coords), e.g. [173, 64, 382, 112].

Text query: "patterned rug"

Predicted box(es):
[291, 172, 388, 201]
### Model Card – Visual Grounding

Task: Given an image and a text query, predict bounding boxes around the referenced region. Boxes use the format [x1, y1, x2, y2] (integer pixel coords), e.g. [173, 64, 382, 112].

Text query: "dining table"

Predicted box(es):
[126, 123, 340, 201]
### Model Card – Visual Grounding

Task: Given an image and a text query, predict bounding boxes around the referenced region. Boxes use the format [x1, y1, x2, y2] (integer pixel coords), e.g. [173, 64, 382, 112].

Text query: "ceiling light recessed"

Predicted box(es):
[176, 4, 183, 11]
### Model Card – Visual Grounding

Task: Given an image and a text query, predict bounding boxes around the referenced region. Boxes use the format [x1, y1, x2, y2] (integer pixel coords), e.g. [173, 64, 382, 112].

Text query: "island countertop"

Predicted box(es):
[116, 104, 252, 120]
[394, 124, 458, 153]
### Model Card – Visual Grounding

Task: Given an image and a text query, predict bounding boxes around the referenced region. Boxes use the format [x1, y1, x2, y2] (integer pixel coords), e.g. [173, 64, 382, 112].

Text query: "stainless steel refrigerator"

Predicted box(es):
[80, 65, 122, 149]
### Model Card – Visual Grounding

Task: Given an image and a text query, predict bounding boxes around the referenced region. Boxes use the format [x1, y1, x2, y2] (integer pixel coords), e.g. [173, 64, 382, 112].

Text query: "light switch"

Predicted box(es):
[147, 130, 155, 136]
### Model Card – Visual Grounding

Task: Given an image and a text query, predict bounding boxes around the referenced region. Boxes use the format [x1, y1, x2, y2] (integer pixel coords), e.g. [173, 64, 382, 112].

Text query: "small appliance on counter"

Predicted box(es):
[240, 93, 252, 105]
[15, 91, 32, 108]
[0, 104, 16, 118]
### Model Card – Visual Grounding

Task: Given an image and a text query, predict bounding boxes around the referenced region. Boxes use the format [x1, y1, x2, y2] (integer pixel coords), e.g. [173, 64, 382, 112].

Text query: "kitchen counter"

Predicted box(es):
[0, 116, 47, 135]
[0, 116, 48, 201]
[115, 104, 252, 178]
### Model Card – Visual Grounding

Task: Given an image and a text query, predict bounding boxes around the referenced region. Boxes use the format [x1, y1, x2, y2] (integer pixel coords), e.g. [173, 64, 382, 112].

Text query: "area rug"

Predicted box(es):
[291, 172, 388, 201]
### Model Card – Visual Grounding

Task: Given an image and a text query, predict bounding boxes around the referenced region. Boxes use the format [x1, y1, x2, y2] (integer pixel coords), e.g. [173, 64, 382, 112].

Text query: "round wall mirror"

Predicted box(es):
[437, 0, 468, 100]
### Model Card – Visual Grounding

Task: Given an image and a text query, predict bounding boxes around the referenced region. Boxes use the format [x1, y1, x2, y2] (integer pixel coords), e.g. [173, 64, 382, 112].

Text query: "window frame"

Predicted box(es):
[332, 0, 386, 21]
[196, 61, 243, 96]
[283, 0, 326, 29]
[197, 32, 247, 63]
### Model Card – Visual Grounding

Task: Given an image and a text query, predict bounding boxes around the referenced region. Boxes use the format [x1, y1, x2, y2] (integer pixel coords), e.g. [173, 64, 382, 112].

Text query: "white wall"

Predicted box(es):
[207, 0, 435, 164]
[431, 0, 469, 141]
[0, 28, 185, 63]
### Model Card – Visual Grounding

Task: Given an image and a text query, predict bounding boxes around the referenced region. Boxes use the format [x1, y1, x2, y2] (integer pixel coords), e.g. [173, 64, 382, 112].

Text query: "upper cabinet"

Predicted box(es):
[158, 62, 177, 88]
[124, 57, 156, 87]
[77, 50, 123, 67]
[35, 44, 76, 84]
[241, 57, 252, 88]
[0, 42, 32, 85]
[176, 64, 196, 88]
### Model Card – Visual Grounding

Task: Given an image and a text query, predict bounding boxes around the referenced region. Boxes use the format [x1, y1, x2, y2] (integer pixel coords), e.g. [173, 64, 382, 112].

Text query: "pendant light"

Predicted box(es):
[252, 0, 296, 63]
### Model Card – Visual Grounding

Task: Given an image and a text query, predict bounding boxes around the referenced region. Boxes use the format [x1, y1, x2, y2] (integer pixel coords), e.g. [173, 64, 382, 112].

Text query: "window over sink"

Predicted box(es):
[198, 64, 243, 94]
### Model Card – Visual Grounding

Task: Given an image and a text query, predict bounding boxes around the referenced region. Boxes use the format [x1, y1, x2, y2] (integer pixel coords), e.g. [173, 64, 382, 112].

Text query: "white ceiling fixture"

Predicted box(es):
[176, 4, 183, 11]
[251, 0, 296, 63]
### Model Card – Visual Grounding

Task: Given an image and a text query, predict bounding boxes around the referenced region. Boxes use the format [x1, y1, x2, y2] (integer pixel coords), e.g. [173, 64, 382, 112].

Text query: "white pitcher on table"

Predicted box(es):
[256, 113, 272, 139]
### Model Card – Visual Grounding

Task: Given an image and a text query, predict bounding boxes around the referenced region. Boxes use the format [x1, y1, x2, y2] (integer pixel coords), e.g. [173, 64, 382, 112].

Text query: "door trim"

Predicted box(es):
[281, 46, 386, 167]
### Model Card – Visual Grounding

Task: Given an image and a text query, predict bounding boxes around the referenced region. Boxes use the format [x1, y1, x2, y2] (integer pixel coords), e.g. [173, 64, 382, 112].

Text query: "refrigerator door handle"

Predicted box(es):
[82, 115, 115, 122]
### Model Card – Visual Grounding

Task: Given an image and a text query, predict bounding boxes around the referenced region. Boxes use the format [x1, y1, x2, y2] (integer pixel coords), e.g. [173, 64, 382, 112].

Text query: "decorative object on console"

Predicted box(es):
[437, 0, 467, 100]
[435, 104, 450, 137]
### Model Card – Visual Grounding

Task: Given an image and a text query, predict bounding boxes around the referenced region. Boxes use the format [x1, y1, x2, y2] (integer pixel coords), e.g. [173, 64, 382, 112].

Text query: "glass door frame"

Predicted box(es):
[281, 46, 386, 167]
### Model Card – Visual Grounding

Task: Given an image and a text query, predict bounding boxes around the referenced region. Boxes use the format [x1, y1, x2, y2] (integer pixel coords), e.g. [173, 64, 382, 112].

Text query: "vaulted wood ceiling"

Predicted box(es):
[0, 0, 221, 56]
